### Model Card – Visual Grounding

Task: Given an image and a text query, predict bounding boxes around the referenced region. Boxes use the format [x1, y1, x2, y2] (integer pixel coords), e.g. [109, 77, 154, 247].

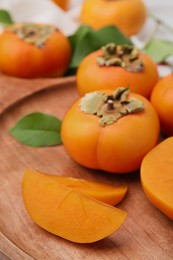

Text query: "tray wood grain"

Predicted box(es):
[0, 74, 173, 260]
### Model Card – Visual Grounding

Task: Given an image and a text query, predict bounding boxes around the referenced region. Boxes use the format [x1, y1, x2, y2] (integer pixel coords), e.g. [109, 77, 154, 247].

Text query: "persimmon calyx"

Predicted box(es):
[80, 87, 144, 126]
[97, 43, 144, 72]
[6, 23, 57, 48]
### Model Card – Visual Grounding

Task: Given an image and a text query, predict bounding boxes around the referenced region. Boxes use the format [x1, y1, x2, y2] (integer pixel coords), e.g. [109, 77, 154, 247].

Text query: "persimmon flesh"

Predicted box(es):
[25, 169, 127, 206]
[141, 137, 173, 220]
[76, 44, 159, 99]
[150, 73, 173, 136]
[22, 169, 127, 243]
[80, 0, 147, 36]
[61, 87, 160, 173]
[55, 175, 127, 205]
[0, 23, 71, 78]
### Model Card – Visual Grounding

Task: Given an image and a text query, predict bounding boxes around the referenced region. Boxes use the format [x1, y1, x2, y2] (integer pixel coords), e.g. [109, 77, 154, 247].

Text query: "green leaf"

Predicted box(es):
[143, 38, 173, 63]
[69, 25, 91, 51]
[9, 112, 62, 147]
[68, 25, 133, 70]
[0, 10, 13, 25]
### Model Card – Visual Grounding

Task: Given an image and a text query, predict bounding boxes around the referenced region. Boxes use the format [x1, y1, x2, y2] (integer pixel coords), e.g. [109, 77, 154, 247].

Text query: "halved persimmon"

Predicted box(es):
[80, 0, 147, 36]
[76, 43, 159, 99]
[0, 23, 71, 78]
[141, 137, 173, 220]
[150, 73, 173, 136]
[61, 87, 160, 173]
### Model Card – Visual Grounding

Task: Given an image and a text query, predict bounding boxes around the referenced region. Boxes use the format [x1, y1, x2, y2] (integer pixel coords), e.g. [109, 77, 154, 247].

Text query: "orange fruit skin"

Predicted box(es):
[80, 0, 147, 36]
[150, 74, 173, 136]
[76, 50, 159, 99]
[0, 25, 71, 78]
[52, 0, 69, 10]
[61, 90, 160, 174]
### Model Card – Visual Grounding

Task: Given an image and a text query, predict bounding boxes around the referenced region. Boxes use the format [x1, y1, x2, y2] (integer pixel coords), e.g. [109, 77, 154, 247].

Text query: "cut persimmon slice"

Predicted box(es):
[22, 169, 127, 243]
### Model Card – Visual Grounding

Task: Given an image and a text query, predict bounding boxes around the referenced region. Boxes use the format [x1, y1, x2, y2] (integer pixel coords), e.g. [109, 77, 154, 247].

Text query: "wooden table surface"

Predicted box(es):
[0, 74, 173, 260]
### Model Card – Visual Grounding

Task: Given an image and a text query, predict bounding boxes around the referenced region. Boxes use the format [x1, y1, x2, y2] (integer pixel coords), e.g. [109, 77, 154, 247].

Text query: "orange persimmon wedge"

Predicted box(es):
[54, 176, 127, 206]
[141, 137, 173, 220]
[22, 169, 127, 243]
[24, 169, 127, 206]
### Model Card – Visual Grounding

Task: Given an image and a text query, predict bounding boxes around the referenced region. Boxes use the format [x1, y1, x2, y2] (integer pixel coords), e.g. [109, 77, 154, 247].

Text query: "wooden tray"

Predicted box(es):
[0, 74, 173, 260]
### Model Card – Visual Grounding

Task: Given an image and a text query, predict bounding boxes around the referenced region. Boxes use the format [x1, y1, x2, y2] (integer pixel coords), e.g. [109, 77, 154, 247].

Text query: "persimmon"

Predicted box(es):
[76, 43, 159, 99]
[22, 169, 127, 243]
[25, 169, 128, 206]
[52, 0, 69, 10]
[80, 0, 147, 36]
[141, 137, 173, 220]
[61, 87, 160, 174]
[0, 23, 71, 78]
[150, 73, 173, 136]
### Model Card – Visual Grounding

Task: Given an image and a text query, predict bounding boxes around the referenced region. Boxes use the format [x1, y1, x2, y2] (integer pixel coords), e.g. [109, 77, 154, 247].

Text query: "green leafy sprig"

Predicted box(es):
[143, 14, 173, 65]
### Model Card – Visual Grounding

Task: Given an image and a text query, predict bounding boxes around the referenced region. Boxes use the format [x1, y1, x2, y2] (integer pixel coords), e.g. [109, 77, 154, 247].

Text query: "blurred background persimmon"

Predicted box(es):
[150, 74, 173, 137]
[80, 0, 147, 36]
[0, 23, 71, 78]
[51, 0, 69, 10]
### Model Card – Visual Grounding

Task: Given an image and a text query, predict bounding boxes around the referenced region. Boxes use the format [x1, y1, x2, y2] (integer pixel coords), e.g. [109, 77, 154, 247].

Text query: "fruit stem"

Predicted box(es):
[107, 99, 115, 111]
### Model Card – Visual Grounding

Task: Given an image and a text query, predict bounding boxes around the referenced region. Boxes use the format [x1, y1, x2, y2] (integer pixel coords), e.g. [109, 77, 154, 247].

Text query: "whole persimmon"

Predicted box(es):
[61, 87, 160, 174]
[76, 43, 159, 99]
[0, 23, 71, 78]
[150, 73, 173, 136]
[80, 0, 147, 36]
